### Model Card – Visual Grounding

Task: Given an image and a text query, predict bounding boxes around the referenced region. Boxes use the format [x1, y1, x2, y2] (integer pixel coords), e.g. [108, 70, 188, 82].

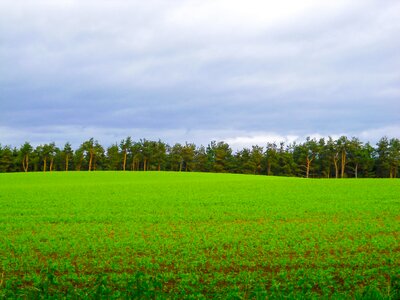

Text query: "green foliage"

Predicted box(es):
[0, 136, 400, 177]
[0, 172, 399, 298]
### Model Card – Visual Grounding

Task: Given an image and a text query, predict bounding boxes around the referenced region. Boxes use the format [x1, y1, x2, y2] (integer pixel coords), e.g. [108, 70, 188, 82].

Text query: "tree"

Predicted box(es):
[107, 144, 120, 170]
[295, 137, 319, 178]
[80, 138, 103, 171]
[19, 142, 33, 172]
[235, 148, 253, 174]
[275, 142, 296, 176]
[205, 141, 217, 172]
[326, 137, 339, 178]
[0, 145, 14, 172]
[375, 137, 390, 178]
[388, 138, 400, 178]
[153, 140, 167, 171]
[62, 142, 74, 171]
[347, 137, 363, 178]
[140, 139, 154, 171]
[316, 138, 330, 178]
[337, 136, 349, 178]
[265, 143, 278, 176]
[120, 137, 132, 171]
[39, 144, 49, 172]
[213, 141, 233, 173]
[39, 143, 57, 172]
[250, 146, 263, 174]
[182, 143, 196, 171]
[194, 145, 208, 172]
[92, 143, 105, 171]
[48, 143, 57, 172]
[358, 142, 375, 178]
[74, 148, 84, 171]
[169, 143, 183, 171]
[130, 141, 142, 171]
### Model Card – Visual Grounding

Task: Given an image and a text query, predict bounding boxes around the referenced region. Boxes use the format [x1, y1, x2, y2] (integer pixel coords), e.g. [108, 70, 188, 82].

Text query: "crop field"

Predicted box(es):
[0, 172, 399, 299]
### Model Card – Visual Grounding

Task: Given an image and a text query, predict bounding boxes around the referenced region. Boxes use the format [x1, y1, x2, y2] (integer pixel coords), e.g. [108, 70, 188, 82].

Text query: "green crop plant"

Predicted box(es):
[0, 172, 399, 299]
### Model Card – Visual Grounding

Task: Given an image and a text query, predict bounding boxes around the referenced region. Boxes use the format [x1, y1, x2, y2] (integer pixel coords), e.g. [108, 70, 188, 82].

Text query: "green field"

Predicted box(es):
[0, 172, 399, 299]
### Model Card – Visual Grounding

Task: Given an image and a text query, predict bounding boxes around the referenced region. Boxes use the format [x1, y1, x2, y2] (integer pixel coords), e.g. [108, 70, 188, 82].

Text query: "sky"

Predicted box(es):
[1, 0, 399, 149]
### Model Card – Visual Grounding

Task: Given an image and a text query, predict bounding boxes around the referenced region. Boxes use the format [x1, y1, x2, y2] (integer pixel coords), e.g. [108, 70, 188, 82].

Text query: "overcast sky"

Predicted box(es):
[1, 0, 399, 149]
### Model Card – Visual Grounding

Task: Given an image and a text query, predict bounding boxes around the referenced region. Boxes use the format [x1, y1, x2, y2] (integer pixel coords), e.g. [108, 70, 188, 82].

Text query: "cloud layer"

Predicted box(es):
[1, 0, 399, 148]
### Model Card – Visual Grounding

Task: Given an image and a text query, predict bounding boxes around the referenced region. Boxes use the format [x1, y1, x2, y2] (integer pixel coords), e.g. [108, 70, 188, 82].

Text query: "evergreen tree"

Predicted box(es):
[0, 145, 14, 172]
[62, 142, 74, 171]
[107, 144, 121, 170]
[19, 142, 33, 172]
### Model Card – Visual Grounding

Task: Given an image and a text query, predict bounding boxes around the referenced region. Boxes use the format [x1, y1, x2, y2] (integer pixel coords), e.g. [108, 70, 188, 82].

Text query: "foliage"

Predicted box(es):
[0, 172, 399, 298]
[0, 136, 400, 177]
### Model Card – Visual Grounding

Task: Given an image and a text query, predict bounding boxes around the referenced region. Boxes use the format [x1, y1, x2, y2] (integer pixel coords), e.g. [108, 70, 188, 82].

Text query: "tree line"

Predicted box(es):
[0, 136, 399, 178]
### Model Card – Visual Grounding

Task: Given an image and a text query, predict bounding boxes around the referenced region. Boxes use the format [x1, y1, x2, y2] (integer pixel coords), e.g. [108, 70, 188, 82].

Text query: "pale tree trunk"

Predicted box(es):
[306, 157, 314, 178]
[88, 152, 93, 171]
[341, 150, 346, 178]
[123, 150, 127, 171]
[50, 158, 54, 172]
[43, 157, 47, 172]
[65, 154, 69, 171]
[355, 163, 358, 179]
[22, 156, 26, 172]
[306, 161, 310, 178]
[333, 153, 339, 178]
[143, 159, 147, 171]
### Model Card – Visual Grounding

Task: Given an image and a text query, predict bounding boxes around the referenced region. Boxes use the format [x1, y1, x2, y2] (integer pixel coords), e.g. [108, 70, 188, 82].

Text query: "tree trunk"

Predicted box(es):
[43, 157, 47, 172]
[306, 156, 314, 178]
[50, 158, 54, 172]
[306, 158, 311, 178]
[88, 152, 93, 171]
[267, 161, 271, 176]
[65, 154, 69, 171]
[143, 159, 147, 171]
[341, 150, 346, 178]
[22, 156, 26, 172]
[158, 163, 161, 171]
[123, 150, 127, 171]
[179, 161, 182, 172]
[333, 154, 339, 178]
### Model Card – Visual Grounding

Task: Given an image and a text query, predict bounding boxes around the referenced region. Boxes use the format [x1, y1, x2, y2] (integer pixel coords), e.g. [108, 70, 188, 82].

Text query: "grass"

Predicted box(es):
[0, 171, 399, 299]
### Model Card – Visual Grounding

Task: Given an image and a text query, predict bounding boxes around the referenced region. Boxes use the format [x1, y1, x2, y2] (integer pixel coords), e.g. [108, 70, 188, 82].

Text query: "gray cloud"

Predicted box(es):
[1, 0, 399, 148]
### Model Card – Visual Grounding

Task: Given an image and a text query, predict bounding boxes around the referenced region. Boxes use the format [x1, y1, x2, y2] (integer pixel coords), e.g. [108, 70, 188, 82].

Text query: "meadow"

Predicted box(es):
[0, 172, 399, 299]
